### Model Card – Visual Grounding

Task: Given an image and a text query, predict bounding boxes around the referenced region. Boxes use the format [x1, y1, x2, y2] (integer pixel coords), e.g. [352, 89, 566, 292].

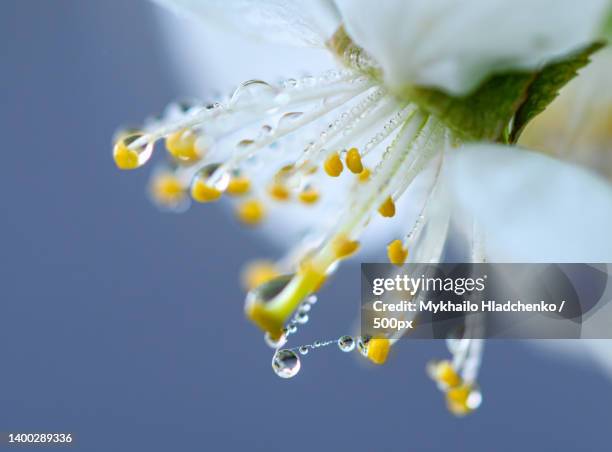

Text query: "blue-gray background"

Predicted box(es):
[1, 1, 610, 451]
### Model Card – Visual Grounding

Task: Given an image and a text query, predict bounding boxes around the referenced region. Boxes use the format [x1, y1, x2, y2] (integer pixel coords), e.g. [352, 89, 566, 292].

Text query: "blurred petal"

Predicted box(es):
[155, 6, 336, 96]
[446, 144, 612, 378]
[152, 0, 341, 47]
[336, 0, 609, 95]
[446, 144, 612, 262]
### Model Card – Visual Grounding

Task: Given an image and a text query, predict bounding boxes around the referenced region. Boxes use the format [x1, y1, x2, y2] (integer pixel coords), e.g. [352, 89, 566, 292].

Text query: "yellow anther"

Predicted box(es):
[236, 199, 265, 226]
[324, 152, 344, 177]
[226, 176, 251, 196]
[165, 129, 201, 162]
[246, 302, 286, 341]
[346, 148, 363, 174]
[150, 173, 185, 206]
[387, 239, 408, 266]
[246, 262, 326, 338]
[298, 188, 320, 205]
[268, 183, 290, 201]
[446, 384, 474, 416]
[378, 196, 396, 217]
[366, 338, 390, 365]
[298, 259, 327, 292]
[191, 179, 222, 203]
[113, 139, 140, 170]
[332, 235, 360, 259]
[241, 260, 279, 291]
[345, 147, 364, 174]
[434, 360, 462, 388]
[358, 168, 371, 183]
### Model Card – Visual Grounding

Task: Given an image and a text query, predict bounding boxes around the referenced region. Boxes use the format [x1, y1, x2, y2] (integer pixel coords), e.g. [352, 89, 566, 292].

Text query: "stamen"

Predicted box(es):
[165, 128, 201, 163]
[345, 147, 363, 174]
[358, 168, 371, 183]
[191, 179, 222, 203]
[378, 196, 396, 217]
[387, 239, 408, 266]
[149, 172, 186, 208]
[226, 175, 251, 196]
[113, 132, 152, 170]
[236, 199, 266, 226]
[323, 152, 344, 177]
[241, 260, 280, 291]
[298, 186, 320, 205]
[331, 235, 360, 259]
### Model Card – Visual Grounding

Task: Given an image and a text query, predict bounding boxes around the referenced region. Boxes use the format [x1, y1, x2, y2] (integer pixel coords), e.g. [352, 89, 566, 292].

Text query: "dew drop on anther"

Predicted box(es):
[337, 335, 355, 352]
[357, 336, 371, 356]
[272, 349, 301, 379]
[264, 332, 287, 349]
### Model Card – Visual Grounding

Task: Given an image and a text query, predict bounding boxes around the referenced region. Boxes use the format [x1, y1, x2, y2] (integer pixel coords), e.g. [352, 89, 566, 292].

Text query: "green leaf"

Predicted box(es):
[404, 43, 604, 143]
[510, 42, 605, 142]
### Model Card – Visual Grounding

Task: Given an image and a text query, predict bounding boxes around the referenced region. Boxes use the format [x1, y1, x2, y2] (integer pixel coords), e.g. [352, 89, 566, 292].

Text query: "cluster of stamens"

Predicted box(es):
[113, 61, 482, 415]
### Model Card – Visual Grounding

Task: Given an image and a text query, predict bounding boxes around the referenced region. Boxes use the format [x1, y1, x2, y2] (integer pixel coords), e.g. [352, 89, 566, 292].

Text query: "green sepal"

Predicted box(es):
[404, 42, 604, 143]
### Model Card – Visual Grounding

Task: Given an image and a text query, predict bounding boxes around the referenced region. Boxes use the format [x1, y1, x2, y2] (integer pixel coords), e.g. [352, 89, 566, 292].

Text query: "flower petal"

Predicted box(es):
[445, 144, 612, 377]
[445, 144, 612, 262]
[152, 0, 341, 47]
[336, 0, 609, 95]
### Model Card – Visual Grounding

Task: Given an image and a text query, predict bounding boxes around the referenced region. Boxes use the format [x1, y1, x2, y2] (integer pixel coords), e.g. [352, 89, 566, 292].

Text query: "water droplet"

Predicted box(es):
[246, 274, 294, 306]
[337, 335, 355, 352]
[277, 111, 303, 129]
[299, 346, 309, 355]
[230, 80, 277, 108]
[307, 295, 318, 305]
[298, 303, 311, 314]
[113, 132, 154, 169]
[467, 387, 483, 410]
[287, 323, 298, 334]
[264, 332, 287, 349]
[295, 311, 309, 324]
[313, 340, 322, 348]
[193, 163, 230, 192]
[272, 349, 301, 379]
[357, 336, 371, 356]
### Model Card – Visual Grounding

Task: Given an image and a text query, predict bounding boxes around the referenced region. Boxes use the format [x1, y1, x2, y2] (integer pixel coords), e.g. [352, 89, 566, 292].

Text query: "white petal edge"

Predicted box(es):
[336, 0, 610, 95]
[151, 0, 341, 47]
[445, 144, 612, 377]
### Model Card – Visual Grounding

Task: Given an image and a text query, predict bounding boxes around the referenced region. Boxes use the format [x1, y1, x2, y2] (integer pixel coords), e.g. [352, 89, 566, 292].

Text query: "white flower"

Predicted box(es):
[114, 0, 612, 414]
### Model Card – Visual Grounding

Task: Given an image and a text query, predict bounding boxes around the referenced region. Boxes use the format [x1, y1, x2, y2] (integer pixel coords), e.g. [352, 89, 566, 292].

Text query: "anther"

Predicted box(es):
[431, 360, 462, 389]
[366, 338, 390, 365]
[191, 178, 222, 203]
[150, 173, 185, 207]
[324, 152, 344, 177]
[387, 240, 408, 266]
[298, 187, 320, 205]
[378, 196, 396, 217]
[226, 176, 251, 196]
[345, 147, 363, 174]
[113, 132, 152, 170]
[446, 384, 477, 416]
[268, 183, 291, 201]
[236, 199, 265, 225]
[332, 235, 360, 259]
[358, 168, 371, 183]
[165, 129, 201, 162]
[241, 260, 280, 291]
